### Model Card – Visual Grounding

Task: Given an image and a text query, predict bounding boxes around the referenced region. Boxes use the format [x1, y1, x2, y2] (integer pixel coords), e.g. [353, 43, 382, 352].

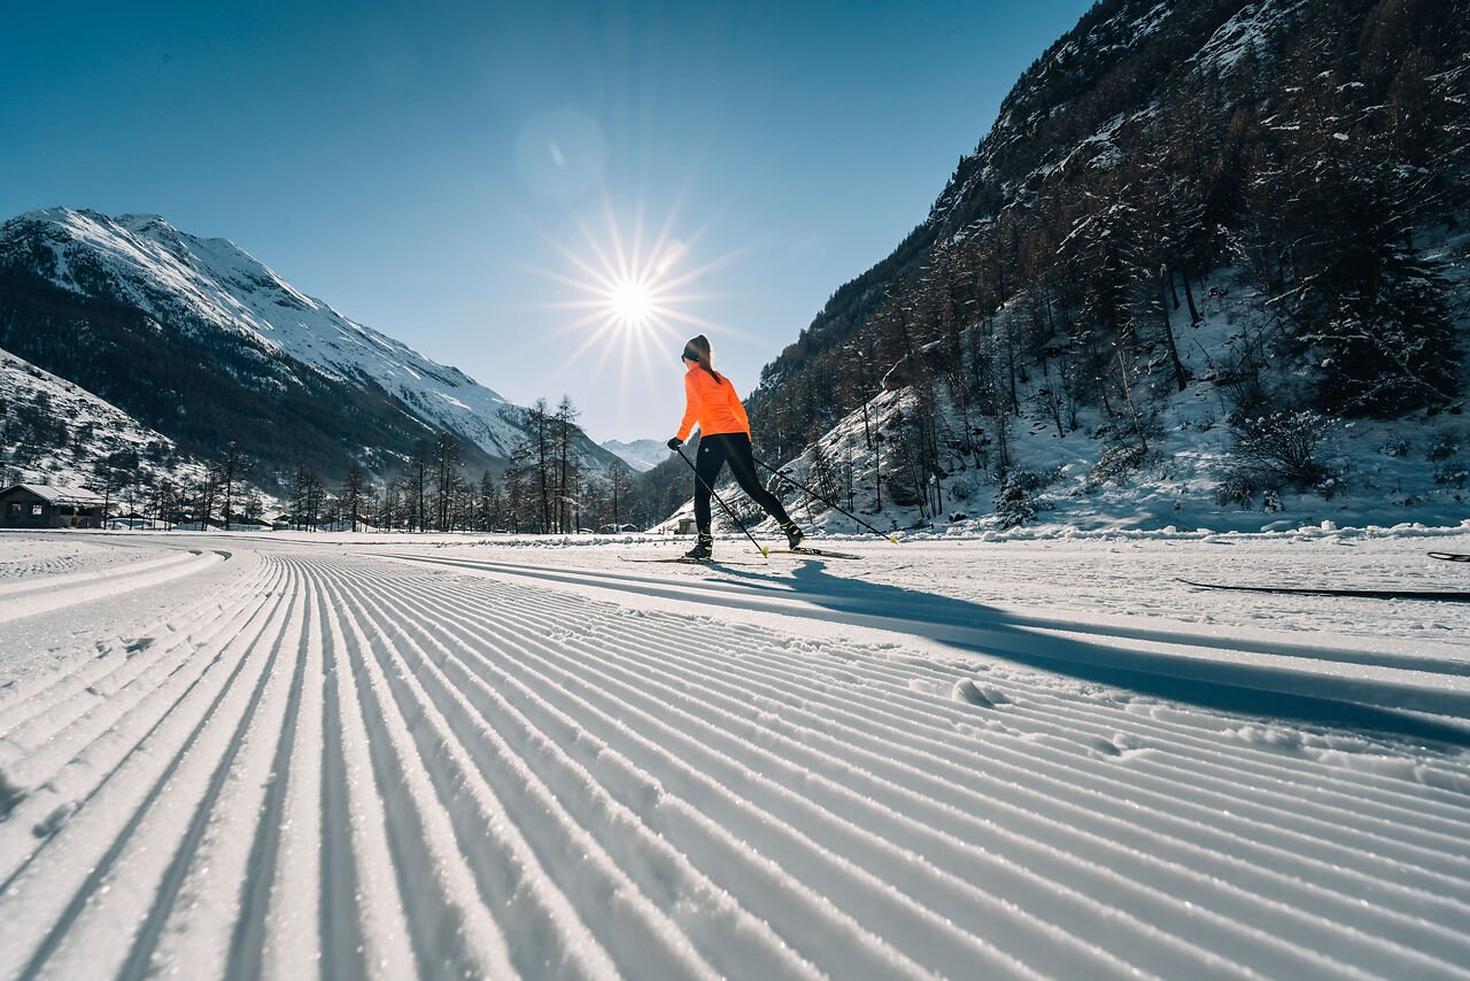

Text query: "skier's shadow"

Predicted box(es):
[716, 559, 1470, 753]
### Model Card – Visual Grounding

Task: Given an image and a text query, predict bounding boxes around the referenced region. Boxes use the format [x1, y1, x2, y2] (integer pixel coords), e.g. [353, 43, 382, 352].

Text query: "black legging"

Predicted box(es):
[693, 432, 793, 535]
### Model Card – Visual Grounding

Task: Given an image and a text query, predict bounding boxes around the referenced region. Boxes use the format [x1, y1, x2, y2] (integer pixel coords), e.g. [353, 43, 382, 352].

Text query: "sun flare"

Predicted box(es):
[607, 276, 655, 329]
[526, 201, 748, 403]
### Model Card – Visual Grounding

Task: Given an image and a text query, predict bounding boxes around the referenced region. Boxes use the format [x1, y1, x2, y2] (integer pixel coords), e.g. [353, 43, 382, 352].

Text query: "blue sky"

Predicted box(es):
[1, 0, 1093, 442]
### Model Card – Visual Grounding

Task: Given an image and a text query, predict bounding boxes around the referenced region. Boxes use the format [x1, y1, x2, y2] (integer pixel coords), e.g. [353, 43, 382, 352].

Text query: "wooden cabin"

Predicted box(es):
[0, 484, 107, 529]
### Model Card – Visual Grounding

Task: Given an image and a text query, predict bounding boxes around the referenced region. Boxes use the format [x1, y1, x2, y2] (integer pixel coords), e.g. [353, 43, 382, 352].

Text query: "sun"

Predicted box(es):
[523, 199, 750, 403]
[607, 276, 655, 329]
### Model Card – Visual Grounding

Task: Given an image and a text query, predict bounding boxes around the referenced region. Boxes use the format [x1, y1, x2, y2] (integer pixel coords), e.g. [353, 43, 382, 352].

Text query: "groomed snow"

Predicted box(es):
[1, 530, 1468, 978]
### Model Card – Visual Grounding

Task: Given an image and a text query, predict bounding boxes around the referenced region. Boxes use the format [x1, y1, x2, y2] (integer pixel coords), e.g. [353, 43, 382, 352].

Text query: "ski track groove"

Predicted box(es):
[392, 553, 1470, 717]
[567, 601, 1470, 906]
[326, 562, 920, 980]
[417, 555, 1470, 839]
[0, 557, 275, 742]
[411, 567, 1470, 883]
[4, 559, 294, 979]
[111, 563, 307, 981]
[0, 555, 287, 890]
[224, 568, 315, 981]
[427, 576, 1470, 962]
[313, 576, 371, 981]
[363, 563, 1456, 979]
[331, 565, 1210, 979]
[0, 548, 226, 626]
[325, 563, 512, 979]
[315, 558, 416, 979]
[2, 544, 1468, 980]
[366, 560, 1470, 972]
[0, 561, 281, 814]
[323, 564, 751, 980]
[318, 567, 634, 981]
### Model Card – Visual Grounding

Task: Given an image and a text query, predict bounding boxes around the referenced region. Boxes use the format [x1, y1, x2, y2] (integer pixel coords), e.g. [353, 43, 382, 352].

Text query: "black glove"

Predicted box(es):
[667, 437, 683, 450]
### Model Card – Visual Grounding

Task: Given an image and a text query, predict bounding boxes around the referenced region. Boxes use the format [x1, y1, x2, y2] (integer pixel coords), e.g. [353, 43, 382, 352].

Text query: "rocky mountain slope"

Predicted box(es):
[0, 208, 622, 484]
[0, 344, 207, 492]
[730, 0, 1470, 533]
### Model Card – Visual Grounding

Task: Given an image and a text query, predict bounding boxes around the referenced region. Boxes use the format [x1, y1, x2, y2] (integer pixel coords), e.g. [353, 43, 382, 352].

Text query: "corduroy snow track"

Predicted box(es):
[1, 531, 1468, 980]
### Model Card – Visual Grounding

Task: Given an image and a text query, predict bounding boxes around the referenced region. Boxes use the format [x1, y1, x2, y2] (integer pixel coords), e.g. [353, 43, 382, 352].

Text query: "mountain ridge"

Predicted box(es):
[0, 206, 623, 485]
[600, 438, 670, 472]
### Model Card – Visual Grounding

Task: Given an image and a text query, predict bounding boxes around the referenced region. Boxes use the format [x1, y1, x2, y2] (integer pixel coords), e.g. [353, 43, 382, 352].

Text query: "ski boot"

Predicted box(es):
[781, 521, 805, 551]
[683, 533, 714, 561]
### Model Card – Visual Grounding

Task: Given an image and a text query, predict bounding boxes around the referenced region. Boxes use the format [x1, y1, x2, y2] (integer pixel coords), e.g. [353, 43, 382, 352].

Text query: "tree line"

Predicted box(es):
[4, 390, 656, 533]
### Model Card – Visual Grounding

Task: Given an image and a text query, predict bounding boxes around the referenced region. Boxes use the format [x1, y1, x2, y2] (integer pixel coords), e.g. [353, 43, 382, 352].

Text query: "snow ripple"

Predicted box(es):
[1, 543, 1468, 979]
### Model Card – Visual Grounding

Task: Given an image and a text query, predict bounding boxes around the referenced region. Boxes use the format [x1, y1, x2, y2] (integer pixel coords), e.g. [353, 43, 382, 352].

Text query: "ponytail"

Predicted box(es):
[682, 335, 724, 385]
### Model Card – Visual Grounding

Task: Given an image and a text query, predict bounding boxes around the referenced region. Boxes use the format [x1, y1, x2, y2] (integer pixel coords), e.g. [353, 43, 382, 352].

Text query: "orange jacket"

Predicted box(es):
[676, 364, 750, 440]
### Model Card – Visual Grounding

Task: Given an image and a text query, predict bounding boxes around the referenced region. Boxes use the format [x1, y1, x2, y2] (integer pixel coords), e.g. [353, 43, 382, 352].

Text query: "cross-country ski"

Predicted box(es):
[5, 1, 1470, 978]
[1178, 578, 1470, 603]
[769, 546, 864, 560]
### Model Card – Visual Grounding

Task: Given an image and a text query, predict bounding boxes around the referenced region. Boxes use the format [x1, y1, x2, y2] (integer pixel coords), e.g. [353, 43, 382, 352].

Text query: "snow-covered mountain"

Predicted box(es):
[0, 344, 207, 490]
[0, 207, 623, 480]
[739, 0, 1469, 534]
[599, 438, 670, 472]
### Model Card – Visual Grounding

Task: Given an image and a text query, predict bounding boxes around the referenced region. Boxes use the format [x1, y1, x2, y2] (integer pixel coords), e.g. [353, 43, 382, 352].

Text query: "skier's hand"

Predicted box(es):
[667, 437, 683, 450]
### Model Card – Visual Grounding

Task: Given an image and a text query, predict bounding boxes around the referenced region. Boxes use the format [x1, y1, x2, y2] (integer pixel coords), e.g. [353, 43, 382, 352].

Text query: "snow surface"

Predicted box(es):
[1, 528, 1468, 978]
[0, 537, 159, 582]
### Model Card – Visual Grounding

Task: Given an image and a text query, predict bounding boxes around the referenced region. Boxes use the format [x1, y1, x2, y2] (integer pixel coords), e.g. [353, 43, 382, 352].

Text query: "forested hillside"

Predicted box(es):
[728, 0, 1469, 532]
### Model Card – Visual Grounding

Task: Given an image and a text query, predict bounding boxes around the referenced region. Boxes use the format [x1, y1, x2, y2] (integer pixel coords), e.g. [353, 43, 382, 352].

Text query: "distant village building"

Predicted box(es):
[0, 484, 107, 529]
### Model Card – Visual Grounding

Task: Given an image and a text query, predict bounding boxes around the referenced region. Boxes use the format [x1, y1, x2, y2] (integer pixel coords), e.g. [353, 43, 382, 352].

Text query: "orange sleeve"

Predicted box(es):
[676, 372, 699, 441]
[729, 380, 750, 434]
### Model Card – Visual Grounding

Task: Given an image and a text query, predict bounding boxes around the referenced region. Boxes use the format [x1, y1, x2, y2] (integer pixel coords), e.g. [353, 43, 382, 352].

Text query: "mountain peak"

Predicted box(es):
[0, 206, 623, 480]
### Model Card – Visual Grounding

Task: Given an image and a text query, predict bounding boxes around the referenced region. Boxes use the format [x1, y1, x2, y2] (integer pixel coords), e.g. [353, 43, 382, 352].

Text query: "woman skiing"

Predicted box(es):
[667, 334, 804, 559]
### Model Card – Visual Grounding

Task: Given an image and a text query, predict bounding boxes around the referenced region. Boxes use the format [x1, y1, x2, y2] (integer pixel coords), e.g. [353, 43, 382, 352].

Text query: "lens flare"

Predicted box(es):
[525, 200, 749, 404]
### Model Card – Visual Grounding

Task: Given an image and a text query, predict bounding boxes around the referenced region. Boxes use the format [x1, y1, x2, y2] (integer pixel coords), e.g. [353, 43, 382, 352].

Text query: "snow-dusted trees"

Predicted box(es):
[431, 432, 461, 532]
[728, 0, 1467, 531]
[477, 470, 502, 531]
[1253, 53, 1462, 417]
[554, 397, 581, 533]
[287, 463, 328, 531]
[339, 464, 367, 533]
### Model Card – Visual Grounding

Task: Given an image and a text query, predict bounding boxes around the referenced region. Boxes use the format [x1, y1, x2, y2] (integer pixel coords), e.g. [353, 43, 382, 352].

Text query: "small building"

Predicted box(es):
[675, 516, 698, 536]
[0, 484, 107, 529]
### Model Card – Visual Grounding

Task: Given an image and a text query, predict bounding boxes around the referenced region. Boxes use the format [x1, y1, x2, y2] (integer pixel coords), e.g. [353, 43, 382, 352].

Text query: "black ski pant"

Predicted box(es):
[693, 432, 793, 535]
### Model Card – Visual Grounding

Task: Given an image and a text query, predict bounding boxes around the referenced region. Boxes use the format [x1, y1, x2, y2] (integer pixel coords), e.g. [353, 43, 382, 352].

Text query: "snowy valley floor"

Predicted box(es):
[1, 530, 1469, 979]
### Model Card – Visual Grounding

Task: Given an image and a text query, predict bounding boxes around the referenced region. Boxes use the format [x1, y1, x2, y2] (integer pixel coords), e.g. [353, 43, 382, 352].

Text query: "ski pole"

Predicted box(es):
[677, 447, 769, 558]
[754, 454, 900, 544]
